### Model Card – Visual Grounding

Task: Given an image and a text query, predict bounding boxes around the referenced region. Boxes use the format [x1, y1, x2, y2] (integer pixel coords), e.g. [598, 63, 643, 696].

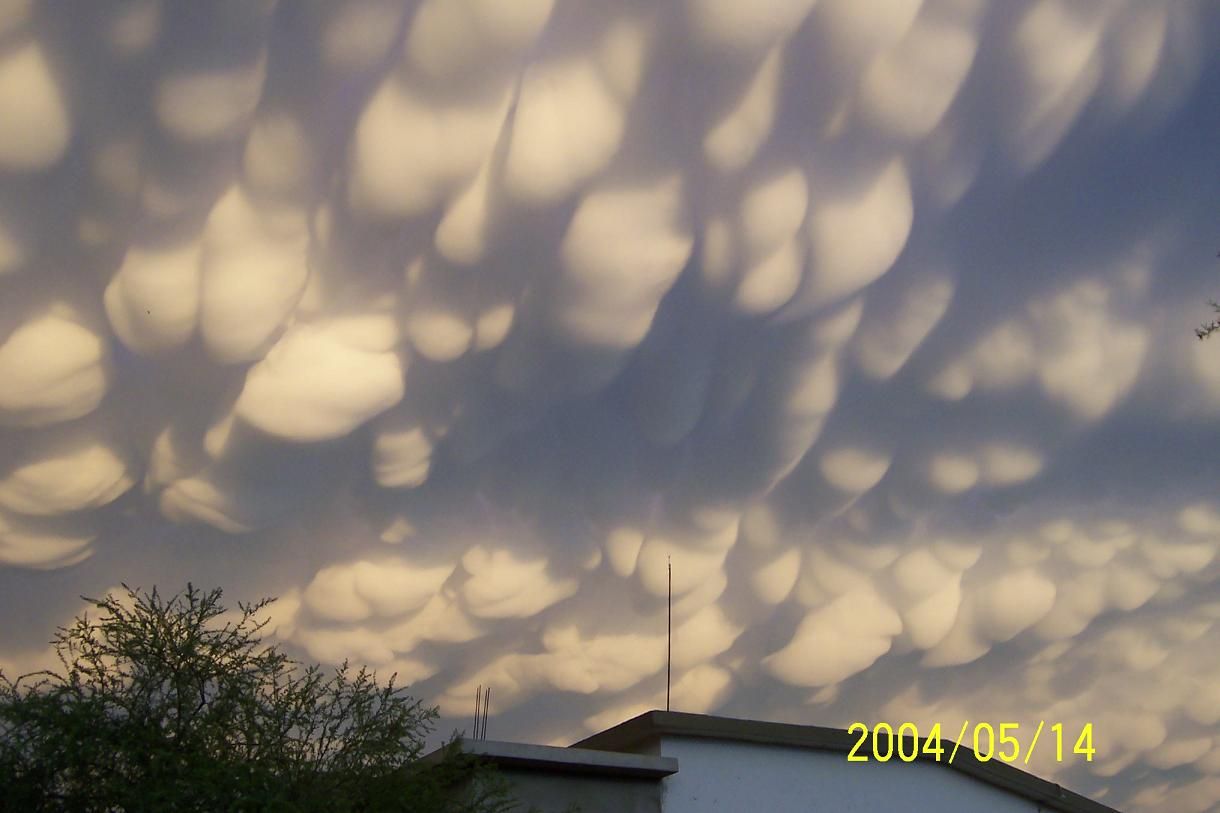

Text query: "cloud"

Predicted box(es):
[0, 418, 133, 516]
[236, 314, 406, 442]
[766, 589, 904, 686]
[460, 545, 580, 619]
[0, 40, 70, 172]
[0, 3, 1217, 810]
[0, 301, 111, 429]
[0, 510, 95, 570]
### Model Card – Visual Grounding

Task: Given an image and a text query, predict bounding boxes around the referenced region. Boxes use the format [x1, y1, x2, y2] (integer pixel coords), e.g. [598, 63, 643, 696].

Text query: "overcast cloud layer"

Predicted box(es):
[1, 1, 1220, 809]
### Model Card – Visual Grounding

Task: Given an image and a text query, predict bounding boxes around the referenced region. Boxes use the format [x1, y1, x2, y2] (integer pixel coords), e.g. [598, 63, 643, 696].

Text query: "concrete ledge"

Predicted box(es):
[575, 710, 855, 754]
[421, 738, 679, 780]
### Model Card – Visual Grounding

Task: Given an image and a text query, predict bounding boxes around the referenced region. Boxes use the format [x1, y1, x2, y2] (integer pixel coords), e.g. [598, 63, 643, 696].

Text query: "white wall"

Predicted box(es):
[657, 737, 1042, 813]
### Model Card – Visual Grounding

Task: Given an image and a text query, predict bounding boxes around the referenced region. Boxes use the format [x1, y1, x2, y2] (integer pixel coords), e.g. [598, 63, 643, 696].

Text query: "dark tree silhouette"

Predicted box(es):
[0, 584, 515, 812]
[1199, 303, 1220, 340]
[1196, 254, 1220, 340]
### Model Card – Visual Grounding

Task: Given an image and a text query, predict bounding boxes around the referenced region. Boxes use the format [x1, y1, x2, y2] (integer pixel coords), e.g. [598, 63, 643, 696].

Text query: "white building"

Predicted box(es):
[429, 710, 1118, 813]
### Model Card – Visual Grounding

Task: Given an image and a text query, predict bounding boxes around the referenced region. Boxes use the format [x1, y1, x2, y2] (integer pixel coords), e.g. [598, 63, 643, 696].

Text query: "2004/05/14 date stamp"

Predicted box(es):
[847, 721, 1096, 765]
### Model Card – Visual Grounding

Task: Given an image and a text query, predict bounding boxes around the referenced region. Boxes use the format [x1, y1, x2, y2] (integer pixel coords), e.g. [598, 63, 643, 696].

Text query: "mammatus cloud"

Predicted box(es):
[1, 1, 1218, 809]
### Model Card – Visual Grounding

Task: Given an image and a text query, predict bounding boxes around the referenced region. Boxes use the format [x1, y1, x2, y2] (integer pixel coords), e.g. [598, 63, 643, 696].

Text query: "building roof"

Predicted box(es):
[573, 711, 1120, 813]
[418, 738, 677, 780]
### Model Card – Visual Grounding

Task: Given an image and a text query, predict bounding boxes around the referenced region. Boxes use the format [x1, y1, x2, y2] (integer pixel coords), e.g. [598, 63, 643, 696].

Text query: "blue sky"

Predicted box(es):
[1, 2, 1219, 809]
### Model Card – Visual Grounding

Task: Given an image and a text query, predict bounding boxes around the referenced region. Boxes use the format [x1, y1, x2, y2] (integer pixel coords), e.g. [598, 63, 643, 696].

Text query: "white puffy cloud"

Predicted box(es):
[303, 557, 455, 623]
[0, 509, 95, 569]
[0, 422, 132, 516]
[402, 0, 555, 86]
[235, 315, 405, 442]
[0, 304, 111, 429]
[502, 5, 655, 204]
[729, 167, 809, 316]
[820, 446, 892, 494]
[702, 45, 784, 174]
[928, 275, 1148, 421]
[1028, 278, 1148, 421]
[1000, 0, 1106, 171]
[105, 238, 203, 355]
[199, 186, 310, 363]
[370, 405, 441, 489]
[0, 39, 70, 172]
[795, 157, 913, 313]
[978, 443, 1043, 487]
[809, 0, 925, 77]
[155, 49, 267, 145]
[551, 172, 693, 350]
[855, 1, 980, 141]
[157, 470, 275, 535]
[347, 74, 512, 221]
[460, 546, 579, 619]
[766, 589, 904, 686]
[746, 545, 801, 605]
[926, 450, 979, 494]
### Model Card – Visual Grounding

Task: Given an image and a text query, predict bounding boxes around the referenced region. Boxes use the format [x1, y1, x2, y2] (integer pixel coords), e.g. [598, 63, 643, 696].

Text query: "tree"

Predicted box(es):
[0, 584, 515, 812]
[1196, 254, 1220, 340]
[1197, 300, 1220, 339]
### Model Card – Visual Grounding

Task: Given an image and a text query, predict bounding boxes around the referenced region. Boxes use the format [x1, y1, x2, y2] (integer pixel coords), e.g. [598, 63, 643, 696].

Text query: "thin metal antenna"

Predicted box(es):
[473, 684, 482, 739]
[666, 554, 672, 712]
[482, 686, 491, 740]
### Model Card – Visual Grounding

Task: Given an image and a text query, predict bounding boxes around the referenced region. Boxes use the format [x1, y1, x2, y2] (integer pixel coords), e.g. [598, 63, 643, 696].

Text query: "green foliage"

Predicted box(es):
[0, 584, 517, 812]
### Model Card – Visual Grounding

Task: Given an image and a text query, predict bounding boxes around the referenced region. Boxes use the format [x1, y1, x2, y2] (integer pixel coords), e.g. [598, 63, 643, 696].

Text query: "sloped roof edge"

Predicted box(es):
[573, 711, 1120, 813]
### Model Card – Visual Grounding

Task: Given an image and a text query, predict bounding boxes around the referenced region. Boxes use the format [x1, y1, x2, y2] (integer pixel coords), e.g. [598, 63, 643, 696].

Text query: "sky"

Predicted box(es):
[1, 0, 1219, 809]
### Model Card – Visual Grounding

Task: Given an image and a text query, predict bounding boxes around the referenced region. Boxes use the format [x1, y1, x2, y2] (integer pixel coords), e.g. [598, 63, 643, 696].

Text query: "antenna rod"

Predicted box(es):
[474, 684, 482, 740]
[666, 554, 672, 712]
[482, 686, 491, 740]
